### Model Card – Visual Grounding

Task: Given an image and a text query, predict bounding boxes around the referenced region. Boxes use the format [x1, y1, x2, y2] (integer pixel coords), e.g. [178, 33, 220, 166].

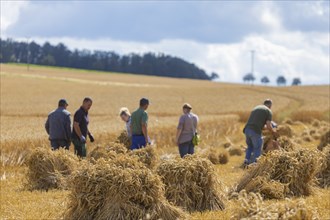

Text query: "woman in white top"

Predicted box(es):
[119, 107, 131, 137]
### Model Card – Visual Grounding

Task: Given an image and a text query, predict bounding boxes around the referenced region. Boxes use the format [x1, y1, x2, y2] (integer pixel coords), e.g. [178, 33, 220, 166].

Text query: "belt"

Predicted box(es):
[132, 134, 144, 136]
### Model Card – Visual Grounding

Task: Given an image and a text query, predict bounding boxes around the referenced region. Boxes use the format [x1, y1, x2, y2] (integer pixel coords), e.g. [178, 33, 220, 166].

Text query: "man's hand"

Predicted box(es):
[80, 135, 86, 144]
[88, 133, 95, 142]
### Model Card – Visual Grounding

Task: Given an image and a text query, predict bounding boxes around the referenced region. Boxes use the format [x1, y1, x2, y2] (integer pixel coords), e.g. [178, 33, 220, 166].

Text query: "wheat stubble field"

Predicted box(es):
[0, 63, 329, 220]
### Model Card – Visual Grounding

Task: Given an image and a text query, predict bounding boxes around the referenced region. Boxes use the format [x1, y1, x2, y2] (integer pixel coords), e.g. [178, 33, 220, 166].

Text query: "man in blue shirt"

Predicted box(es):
[45, 99, 71, 150]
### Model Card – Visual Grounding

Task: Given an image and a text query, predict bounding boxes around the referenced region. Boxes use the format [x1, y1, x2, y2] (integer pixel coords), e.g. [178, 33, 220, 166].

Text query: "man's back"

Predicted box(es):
[244, 105, 272, 135]
[131, 108, 148, 135]
[178, 113, 198, 144]
[47, 108, 71, 140]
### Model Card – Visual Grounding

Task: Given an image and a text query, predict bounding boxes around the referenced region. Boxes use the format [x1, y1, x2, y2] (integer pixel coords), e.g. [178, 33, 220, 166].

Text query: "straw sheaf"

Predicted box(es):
[65, 156, 187, 220]
[128, 146, 158, 169]
[116, 130, 132, 150]
[236, 148, 322, 199]
[25, 148, 79, 190]
[317, 146, 330, 188]
[157, 155, 226, 212]
[277, 124, 294, 137]
[318, 130, 330, 151]
[88, 143, 127, 161]
[202, 148, 229, 165]
[232, 191, 319, 220]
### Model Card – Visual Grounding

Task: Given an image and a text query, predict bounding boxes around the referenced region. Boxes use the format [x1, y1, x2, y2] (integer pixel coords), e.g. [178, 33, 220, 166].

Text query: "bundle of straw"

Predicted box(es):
[25, 148, 79, 190]
[202, 148, 229, 165]
[236, 148, 321, 199]
[318, 146, 330, 188]
[157, 155, 225, 212]
[277, 124, 294, 137]
[218, 151, 229, 164]
[277, 136, 295, 151]
[88, 146, 117, 162]
[318, 130, 330, 151]
[115, 130, 131, 150]
[228, 146, 243, 156]
[65, 156, 186, 220]
[232, 191, 319, 220]
[128, 146, 158, 169]
[106, 142, 128, 154]
[205, 148, 220, 164]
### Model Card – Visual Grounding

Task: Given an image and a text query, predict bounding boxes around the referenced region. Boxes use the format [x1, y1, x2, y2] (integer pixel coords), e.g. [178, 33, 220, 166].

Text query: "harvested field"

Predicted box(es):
[1, 64, 329, 219]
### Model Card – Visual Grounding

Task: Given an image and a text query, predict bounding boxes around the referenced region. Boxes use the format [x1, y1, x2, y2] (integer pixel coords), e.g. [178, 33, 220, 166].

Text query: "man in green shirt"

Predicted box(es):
[130, 98, 150, 150]
[243, 99, 277, 165]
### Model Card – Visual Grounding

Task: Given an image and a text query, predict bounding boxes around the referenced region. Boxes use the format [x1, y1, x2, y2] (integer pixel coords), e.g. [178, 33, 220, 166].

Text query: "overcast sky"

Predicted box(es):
[1, 1, 329, 85]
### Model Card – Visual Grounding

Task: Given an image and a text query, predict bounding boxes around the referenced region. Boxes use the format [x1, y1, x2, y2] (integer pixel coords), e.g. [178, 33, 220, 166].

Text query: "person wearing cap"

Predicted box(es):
[119, 107, 132, 137]
[45, 99, 71, 150]
[243, 99, 277, 165]
[71, 97, 94, 157]
[130, 98, 150, 150]
[176, 103, 199, 158]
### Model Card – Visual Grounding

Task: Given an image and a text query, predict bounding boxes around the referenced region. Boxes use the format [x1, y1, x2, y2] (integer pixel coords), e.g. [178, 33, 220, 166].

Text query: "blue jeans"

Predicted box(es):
[131, 135, 146, 150]
[178, 140, 194, 158]
[50, 139, 70, 150]
[244, 128, 262, 164]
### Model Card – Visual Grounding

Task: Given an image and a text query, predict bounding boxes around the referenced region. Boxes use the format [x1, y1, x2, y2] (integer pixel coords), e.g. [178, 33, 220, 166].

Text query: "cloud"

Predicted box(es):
[2, 1, 329, 43]
[1, 1, 329, 85]
[0, 1, 28, 33]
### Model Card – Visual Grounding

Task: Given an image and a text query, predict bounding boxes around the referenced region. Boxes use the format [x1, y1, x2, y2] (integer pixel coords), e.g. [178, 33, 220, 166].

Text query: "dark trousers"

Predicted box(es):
[178, 140, 194, 158]
[50, 139, 70, 150]
[131, 135, 146, 150]
[72, 138, 87, 157]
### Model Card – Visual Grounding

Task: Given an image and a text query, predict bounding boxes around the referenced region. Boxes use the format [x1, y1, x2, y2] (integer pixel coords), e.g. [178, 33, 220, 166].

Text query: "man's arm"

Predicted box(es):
[73, 122, 83, 139]
[176, 128, 182, 146]
[266, 120, 276, 135]
[45, 117, 50, 134]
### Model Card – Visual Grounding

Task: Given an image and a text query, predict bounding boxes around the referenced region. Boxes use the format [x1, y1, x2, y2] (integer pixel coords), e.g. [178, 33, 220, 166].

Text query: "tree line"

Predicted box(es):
[243, 73, 302, 86]
[0, 38, 219, 80]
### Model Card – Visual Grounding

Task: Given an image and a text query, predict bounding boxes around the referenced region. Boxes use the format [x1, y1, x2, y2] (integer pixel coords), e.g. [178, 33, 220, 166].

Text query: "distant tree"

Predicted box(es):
[277, 76, 287, 86]
[41, 54, 56, 66]
[292, 77, 302, 86]
[261, 76, 270, 85]
[243, 73, 256, 84]
[0, 38, 214, 80]
[210, 72, 219, 80]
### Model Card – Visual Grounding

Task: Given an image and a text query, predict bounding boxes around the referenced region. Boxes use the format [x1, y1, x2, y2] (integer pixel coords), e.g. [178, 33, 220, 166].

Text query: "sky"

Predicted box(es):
[1, 1, 329, 85]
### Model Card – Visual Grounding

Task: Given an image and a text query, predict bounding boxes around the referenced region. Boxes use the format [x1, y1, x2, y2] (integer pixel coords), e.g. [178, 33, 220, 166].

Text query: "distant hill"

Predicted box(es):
[0, 38, 219, 80]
